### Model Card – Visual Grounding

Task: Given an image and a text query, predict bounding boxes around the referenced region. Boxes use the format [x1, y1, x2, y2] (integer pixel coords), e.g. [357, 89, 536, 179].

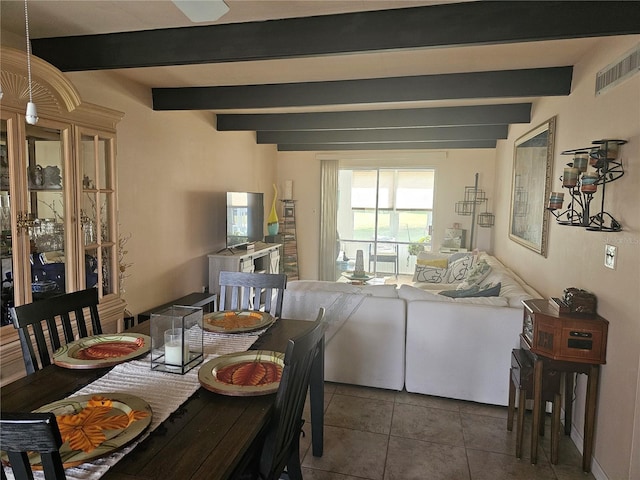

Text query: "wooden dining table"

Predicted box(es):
[0, 318, 325, 480]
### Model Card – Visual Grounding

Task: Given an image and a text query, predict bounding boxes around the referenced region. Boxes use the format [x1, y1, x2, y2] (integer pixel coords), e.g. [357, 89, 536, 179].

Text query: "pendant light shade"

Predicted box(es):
[25, 101, 38, 125]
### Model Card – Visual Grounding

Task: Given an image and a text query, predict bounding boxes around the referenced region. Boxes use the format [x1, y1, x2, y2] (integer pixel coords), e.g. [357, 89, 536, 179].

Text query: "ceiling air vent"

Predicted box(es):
[595, 43, 640, 96]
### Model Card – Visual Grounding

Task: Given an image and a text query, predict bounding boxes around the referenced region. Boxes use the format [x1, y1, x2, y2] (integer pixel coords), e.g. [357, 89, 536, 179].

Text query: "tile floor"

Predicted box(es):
[299, 383, 596, 480]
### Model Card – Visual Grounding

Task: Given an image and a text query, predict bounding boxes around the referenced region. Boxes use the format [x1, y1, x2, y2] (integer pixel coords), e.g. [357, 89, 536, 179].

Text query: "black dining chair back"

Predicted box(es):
[253, 308, 326, 480]
[0, 412, 66, 480]
[219, 272, 287, 318]
[10, 288, 102, 374]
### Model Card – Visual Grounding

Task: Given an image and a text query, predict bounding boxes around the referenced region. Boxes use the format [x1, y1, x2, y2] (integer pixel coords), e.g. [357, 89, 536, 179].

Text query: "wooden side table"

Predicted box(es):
[521, 299, 608, 473]
[529, 351, 599, 471]
[507, 348, 562, 461]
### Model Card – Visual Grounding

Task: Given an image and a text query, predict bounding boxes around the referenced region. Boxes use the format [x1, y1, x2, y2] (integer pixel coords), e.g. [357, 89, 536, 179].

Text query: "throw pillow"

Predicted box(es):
[440, 282, 502, 298]
[446, 254, 474, 283]
[416, 258, 449, 269]
[413, 264, 448, 283]
[456, 259, 492, 290]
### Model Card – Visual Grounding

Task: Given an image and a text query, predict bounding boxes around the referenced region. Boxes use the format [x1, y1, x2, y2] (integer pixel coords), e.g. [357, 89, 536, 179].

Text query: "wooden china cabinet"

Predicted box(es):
[0, 47, 125, 384]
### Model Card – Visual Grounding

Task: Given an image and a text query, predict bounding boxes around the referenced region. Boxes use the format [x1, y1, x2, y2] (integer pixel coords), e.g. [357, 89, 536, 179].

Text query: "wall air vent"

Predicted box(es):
[595, 43, 640, 96]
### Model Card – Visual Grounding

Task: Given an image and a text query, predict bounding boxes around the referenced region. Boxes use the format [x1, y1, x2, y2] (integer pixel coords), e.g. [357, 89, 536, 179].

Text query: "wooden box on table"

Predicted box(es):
[522, 299, 608, 365]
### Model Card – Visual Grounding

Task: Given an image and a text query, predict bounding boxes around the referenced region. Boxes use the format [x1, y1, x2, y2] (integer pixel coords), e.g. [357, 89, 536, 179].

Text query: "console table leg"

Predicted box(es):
[582, 365, 599, 472]
[551, 393, 561, 464]
[516, 386, 526, 459]
[531, 358, 543, 464]
[507, 368, 515, 432]
[564, 372, 573, 435]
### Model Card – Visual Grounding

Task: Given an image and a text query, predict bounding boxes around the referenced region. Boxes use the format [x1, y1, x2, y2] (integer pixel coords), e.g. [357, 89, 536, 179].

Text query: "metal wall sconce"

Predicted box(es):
[549, 139, 626, 232]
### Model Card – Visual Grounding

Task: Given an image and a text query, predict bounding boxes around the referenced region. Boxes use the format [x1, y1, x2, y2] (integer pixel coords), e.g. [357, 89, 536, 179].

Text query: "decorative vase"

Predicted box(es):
[267, 184, 279, 235]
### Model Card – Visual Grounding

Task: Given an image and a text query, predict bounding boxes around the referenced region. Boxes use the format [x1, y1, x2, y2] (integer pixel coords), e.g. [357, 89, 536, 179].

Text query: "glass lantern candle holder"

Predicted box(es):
[151, 305, 203, 374]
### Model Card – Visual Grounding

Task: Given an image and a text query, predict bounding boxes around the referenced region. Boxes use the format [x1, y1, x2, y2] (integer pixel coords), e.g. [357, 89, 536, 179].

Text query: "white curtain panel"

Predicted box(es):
[319, 159, 339, 280]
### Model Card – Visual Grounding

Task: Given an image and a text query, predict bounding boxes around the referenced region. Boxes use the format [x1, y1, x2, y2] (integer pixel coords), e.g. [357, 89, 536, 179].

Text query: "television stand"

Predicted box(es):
[207, 242, 281, 296]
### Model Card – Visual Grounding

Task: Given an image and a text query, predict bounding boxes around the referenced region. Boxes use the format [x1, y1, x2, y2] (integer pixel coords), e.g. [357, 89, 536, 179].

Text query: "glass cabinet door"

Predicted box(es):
[25, 123, 69, 301]
[1, 118, 14, 326]
[79, 130, 117, 297]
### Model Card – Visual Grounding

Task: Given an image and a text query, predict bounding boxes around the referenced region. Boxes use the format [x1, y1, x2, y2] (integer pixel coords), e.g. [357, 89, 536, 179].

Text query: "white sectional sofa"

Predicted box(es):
[280, 253, 541, 406]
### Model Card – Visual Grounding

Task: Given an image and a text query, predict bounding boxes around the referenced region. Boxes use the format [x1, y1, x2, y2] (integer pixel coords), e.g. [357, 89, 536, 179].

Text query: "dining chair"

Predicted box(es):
[218, 271, 287, 318]
[10, 287, 103, 375]
[239, 307, 326, 480]
[0, 412, 66, 480]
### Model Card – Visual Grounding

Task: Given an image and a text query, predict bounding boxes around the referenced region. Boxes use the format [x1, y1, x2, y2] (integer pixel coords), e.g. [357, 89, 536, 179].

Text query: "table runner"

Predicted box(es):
[4, 329, 267, 480]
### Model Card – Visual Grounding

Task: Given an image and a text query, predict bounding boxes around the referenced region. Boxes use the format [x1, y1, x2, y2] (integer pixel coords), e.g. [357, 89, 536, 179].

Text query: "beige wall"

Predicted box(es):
[275, 149, 497, 280]
[65, 71, 279, 316]
[493, 36, 640, 479]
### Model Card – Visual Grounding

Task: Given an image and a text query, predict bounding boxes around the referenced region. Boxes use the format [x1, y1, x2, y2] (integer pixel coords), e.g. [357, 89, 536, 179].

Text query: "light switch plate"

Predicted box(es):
[605, 244, 617, 269]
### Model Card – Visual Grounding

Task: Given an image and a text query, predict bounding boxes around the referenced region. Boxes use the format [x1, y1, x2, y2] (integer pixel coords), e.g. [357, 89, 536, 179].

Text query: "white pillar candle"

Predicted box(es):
[164, 329, 186, 366]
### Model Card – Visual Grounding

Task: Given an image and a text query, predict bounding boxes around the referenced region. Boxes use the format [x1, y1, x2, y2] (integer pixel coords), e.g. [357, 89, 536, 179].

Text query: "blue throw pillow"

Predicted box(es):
[440, 282, 502, 298]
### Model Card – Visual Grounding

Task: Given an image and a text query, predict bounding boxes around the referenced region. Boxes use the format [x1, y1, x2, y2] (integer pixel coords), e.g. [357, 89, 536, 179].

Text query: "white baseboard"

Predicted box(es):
[568, 421, 608, 480]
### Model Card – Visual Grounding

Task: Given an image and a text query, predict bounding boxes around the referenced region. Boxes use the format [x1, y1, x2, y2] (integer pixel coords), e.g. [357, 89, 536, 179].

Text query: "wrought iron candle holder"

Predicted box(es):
[548, 139, 626, 232]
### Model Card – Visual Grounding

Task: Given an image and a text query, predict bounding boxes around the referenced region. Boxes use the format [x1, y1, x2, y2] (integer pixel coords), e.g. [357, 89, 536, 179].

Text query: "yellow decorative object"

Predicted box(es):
[267, 184, 279, 235]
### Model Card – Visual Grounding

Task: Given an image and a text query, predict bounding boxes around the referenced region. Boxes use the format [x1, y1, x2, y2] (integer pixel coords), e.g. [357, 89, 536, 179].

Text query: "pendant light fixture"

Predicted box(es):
[24, 0, 38, 125]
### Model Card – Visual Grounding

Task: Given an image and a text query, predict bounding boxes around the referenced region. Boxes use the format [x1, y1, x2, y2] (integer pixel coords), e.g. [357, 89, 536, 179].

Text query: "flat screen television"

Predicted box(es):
[226, 192, 264, 248]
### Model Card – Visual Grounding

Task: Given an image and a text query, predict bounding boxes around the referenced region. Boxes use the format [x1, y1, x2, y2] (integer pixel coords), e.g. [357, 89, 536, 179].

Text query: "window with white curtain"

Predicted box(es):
[336, 168, 434, 278]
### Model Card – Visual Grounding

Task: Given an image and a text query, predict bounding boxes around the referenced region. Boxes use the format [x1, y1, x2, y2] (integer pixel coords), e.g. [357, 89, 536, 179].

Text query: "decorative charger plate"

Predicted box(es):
[6, 393, 153, 469]
[198, 350, 285, 396]
[203, 310, 275, 333]
[53, 333, 151, 369]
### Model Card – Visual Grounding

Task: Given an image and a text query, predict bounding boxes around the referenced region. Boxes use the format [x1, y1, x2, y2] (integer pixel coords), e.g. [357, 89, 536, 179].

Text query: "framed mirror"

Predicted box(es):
[509, 116, 556, 257]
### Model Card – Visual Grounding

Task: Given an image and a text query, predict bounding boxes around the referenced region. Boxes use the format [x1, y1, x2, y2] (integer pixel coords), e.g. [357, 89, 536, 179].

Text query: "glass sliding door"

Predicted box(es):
[336, 168, 434, 280]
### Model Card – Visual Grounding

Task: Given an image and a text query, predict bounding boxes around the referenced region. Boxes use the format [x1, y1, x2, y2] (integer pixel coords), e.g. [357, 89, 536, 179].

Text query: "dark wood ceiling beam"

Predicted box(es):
[256, 125, 508, 145]
[32, 2, 640, 71]
[277, 140, 498, 151]
[217, 103, 531, 131]
[153, 68, 571, 110]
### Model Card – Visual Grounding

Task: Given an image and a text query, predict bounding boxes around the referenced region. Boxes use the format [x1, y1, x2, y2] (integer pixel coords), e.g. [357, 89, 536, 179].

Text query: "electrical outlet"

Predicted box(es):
[604, 244, 617, 269]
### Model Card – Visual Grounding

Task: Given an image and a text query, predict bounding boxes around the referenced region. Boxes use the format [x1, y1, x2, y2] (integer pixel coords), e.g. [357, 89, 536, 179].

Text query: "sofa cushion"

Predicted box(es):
[457, 259, 492, 290]
[416, 257, 449, 268]
[398, 284, 453, 302]
[413, 264, 448, 283]
[286, 280, 399, 298]
[412, 251, 474, 284]
[483, 270, 532, 307]
[359, 284, 399, 298]
[398, 284, 508, 306]
[416, 252, 449, 264]
[446, 254, 474, 283]
[440, 282, 502, 298]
